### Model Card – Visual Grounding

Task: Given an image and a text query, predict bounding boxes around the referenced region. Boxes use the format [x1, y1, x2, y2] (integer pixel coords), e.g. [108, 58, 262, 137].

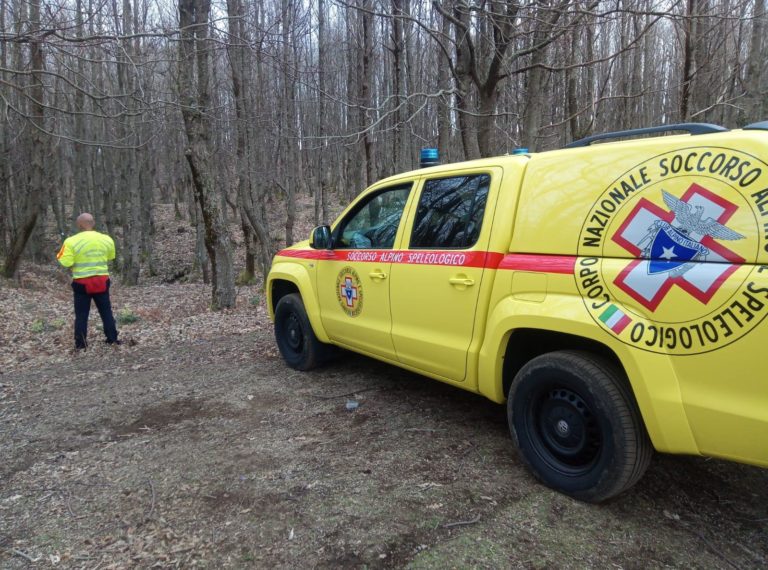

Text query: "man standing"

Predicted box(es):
[56, 213, 120, 350]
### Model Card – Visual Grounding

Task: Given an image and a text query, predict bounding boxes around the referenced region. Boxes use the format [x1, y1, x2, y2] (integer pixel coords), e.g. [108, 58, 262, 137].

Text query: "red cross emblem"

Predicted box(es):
[611, 183, 745, 311]
[340, 276, 358, 308]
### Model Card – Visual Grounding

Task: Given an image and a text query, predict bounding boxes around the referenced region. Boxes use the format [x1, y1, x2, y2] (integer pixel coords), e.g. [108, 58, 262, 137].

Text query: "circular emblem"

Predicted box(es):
[336, 266, 364, 317]
[576, 146, 768, 355]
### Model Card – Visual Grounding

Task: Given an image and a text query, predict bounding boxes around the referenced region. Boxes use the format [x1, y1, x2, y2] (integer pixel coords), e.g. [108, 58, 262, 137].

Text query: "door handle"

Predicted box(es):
[449, 276, 475, 287]
[369, 270, 388, 280]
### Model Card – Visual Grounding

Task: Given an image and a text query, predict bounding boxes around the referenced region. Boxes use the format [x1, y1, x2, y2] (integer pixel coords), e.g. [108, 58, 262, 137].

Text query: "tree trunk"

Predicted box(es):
[743, 0, 766, 122]
[452, 2, 480, 160]
[520, 45, 548, 151]
[178, 0, 236, 309]
[0, 0, 9, 255]
[2, 0, 45, 278]
[360, 0, 377, 185]
[680, 0, 698, 121]
[436, 6, 452, 160]
[116, 0, 142, 285]
[392, 0, 409, 172]
[226, 0, 273, 278]
[477, 86, 500, 157]
[315, 0, 328, 223]
[72, 0, 88, 218]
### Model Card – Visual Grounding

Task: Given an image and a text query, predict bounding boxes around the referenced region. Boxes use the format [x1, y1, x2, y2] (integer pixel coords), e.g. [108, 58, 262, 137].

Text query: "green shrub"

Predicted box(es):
[30, 318, 65, 333]
[236, 270, 258, 286]
[117, 308, 139, 325]
[249, 295, 260, 307]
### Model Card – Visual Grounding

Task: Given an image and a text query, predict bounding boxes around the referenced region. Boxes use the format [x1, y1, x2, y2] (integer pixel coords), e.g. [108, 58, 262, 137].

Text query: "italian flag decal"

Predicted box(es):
[599, 304, 632, 334]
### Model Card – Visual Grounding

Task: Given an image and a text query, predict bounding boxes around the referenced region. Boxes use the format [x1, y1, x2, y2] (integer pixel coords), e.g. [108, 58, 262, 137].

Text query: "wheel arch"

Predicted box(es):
[267, 263, 330, 343]
[271, 279, 299, 314]
[501, 329, 625, 406]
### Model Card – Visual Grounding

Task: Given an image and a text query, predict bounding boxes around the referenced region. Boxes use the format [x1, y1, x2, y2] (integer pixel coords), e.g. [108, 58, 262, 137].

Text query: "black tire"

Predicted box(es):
[274, 293, 335, 371]
[508, 350, 653, 503]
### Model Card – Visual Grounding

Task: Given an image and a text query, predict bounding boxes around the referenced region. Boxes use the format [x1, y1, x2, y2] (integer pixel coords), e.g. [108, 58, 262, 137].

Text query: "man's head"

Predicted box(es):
[76, 213, 96, 231]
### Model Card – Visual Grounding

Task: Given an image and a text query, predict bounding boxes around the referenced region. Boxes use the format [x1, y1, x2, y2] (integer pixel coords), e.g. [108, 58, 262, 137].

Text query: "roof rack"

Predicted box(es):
[744, 120, 768, 131]
[565, 123, 728, 149]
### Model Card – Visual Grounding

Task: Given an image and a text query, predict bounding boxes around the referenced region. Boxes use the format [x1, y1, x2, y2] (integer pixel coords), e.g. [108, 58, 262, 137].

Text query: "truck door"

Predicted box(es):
[317, 184, 413, 360]
[389, 171, 499, 382]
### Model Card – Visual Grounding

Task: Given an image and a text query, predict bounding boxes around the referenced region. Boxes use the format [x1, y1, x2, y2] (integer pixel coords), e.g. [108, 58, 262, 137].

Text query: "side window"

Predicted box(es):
[410, 174, 490, 249]
[334, 184, 412, 249]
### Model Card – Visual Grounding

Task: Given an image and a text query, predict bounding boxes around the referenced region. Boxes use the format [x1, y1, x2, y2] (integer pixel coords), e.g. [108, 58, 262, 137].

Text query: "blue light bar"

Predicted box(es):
[512, 147, 529, 155]
[420, 147, 439, 168]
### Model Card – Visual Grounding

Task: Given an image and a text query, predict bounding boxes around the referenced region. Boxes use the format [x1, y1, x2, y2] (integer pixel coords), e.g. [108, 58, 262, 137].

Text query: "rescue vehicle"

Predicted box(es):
[267, 122, 768, 502]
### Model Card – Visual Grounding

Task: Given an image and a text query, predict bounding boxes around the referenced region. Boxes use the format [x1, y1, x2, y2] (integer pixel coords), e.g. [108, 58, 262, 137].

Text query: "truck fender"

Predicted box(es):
[267, 261, 331, 344]
[477, 294, 699, 455]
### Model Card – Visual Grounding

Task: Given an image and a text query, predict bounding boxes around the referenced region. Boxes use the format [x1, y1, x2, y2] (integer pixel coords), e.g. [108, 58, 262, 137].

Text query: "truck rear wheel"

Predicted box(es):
[508, 350, 652, 502]
[274, 293, 335, 371]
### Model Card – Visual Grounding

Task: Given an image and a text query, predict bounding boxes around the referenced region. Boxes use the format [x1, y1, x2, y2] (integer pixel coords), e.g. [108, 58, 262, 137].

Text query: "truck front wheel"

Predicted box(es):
[508, 350, 652, 503]
[274, 293, 334, 371]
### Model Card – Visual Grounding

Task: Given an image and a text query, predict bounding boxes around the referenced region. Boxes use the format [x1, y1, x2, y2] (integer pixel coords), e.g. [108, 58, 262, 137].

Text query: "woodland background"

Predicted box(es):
[0, 0, 767, 307]
[2, 3, 768, 565]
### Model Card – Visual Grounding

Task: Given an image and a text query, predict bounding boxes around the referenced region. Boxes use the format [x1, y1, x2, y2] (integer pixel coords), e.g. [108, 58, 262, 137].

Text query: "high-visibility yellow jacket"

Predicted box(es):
[56, 230, 116, 279]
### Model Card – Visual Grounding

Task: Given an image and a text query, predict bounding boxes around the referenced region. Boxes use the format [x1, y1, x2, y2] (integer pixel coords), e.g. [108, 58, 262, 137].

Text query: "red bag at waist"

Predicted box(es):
[74, 275, 109, 294]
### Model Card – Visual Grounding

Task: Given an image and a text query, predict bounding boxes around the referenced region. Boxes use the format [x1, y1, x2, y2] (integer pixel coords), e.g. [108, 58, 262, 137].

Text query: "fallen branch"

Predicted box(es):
[679, 521, 740, 570]
[61, 486, 84, 519]
[3, 547, 40, 563]
[144, 479, 156, 520]
[442, 515, 480, 529]
[314, 387, 390, 400]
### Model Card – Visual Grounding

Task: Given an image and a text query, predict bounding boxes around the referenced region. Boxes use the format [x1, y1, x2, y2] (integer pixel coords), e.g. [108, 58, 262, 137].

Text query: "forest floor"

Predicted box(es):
[2, 204, 768, 568]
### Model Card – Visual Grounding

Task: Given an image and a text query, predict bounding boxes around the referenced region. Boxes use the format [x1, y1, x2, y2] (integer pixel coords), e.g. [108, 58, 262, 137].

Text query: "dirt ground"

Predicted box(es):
[1, 203, 768, 568]
[2, 326, 768, 568]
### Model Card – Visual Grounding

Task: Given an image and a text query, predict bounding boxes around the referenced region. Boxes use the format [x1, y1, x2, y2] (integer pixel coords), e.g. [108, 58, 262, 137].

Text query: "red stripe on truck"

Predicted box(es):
[497, 253, 577, 274]
[276, 249, 576, 274]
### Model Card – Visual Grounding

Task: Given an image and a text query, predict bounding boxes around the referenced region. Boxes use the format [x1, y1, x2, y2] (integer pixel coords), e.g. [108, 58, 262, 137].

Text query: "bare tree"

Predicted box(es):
[178, 0, 236, 308]
[0, 0, 764, 282]
[2, 0, 46, 278]
[743, 0, 766, 122]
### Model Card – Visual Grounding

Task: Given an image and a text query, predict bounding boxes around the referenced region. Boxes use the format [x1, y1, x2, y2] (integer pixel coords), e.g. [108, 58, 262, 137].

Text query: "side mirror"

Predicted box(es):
[310, 225, 332, 250]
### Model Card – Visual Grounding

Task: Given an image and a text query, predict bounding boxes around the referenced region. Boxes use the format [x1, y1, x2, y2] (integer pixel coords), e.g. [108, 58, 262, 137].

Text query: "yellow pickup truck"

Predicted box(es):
[267, 122, 768, 502]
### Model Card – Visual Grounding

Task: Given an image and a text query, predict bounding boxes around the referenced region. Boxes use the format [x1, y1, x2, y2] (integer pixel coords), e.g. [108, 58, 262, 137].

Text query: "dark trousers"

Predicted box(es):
[72, 279, 118, 349]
